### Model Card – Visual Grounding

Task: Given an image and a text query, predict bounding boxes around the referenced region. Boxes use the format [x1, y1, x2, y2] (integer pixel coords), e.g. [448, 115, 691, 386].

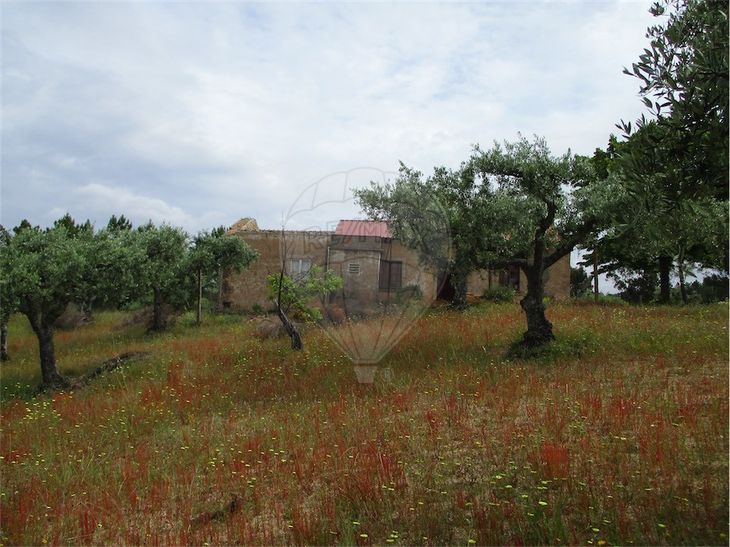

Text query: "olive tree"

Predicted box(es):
[0, 226, 16, 362]
[357, 162, 523, 309]
[189, 228, 258, 324]
[360, 136, 623, 348]
[0, 224, 88, 388]
[135, 223, 189, 332]
[266, 266, 344, 350]
[470, 136, 624, 347]
[621, 0, 728, 200]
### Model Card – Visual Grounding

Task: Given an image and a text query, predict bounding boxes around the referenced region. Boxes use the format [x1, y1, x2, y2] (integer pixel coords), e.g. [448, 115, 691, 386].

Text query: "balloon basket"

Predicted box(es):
[353, 365, 378, 384]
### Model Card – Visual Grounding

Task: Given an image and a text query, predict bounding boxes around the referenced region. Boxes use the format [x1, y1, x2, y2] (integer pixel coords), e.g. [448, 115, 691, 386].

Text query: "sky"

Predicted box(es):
[2, 1, 657, 239]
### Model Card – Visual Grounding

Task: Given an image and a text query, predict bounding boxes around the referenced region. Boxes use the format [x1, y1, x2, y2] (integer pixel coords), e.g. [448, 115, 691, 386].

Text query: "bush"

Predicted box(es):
[119, 304, 179, 330]
[265, 266, 344, 322]
[396, 284, 423, 304]
[54, 303, 91, 330]
[573, 294, 628, 307]
[506, 330, 597, 363]
[482, 286, 515, 303]
[252, 317, 287, 340]
[320, 303, 346, 325]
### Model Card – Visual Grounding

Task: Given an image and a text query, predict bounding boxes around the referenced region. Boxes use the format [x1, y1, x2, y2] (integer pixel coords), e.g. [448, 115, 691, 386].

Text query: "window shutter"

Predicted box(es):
[379, 260, 403, 290]
[390, 261, 402, 289]
[379, 260, 389, 290]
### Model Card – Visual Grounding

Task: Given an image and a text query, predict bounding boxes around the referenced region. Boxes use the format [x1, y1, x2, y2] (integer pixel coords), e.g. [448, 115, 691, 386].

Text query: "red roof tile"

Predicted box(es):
[334, 220, 392, 238]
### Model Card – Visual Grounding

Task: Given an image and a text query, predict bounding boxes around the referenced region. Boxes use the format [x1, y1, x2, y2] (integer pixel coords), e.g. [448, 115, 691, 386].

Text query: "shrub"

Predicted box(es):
[573, 294, 628, 307]
[482, 286, 515, 303]
[396, 284, 423, 304]
[119, 304, 179, 330]
[321, 303, 346, 325]
[265, 266, 344, 322]
[54, 303, 91, 331]
[252, 317, 287, 340]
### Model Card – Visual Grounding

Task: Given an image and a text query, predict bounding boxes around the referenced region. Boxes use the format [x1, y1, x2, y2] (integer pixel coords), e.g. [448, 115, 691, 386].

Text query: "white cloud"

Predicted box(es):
[2, 1, 657, 236]
[67, 183, 224, 233]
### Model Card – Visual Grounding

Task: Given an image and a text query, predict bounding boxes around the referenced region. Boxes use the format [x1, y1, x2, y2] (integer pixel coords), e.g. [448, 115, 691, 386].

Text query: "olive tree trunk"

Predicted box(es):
[277, 305, 303, 350]
[217, 269, 224, 312]
[151, 287, 165, 332]
[0, 320, 9, 362]
[196, 268, 203, 326]
[593, 250, 599, 302]
[520, 266, 555, 347]
[274, 271, 302, 350]
[450, 270, 468, 310]
[27, 313, 68, 389]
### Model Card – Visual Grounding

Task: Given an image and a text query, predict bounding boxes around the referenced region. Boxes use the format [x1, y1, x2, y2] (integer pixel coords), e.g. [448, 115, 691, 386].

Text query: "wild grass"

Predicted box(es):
[0, 302, 727, 545]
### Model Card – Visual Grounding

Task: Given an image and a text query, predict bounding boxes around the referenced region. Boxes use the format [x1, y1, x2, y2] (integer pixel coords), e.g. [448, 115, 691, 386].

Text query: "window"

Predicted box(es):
[289, 258, 312, 280]
[348, 263, 361, 275]
[379, 260, 402, 291]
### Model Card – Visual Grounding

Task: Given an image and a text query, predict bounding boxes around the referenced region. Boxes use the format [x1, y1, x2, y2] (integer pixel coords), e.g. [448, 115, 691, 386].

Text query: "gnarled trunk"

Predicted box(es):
[0, 321, 9, 362]
[274, 271, 302, 351]
[277, 305, 303, 351]
[151, 287, 165, 332]
[450, 269, 468, 310]
[217, 268, 224, 312]
[27, 314, 68, 389]
[196, 268, 203, 326]
[520, 267, 555, 347]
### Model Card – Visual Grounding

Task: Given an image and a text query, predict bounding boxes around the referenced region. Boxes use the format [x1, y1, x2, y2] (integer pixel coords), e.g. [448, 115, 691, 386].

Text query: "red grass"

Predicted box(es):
[539, 442, 570, 479]
[0, 304, 727, 545]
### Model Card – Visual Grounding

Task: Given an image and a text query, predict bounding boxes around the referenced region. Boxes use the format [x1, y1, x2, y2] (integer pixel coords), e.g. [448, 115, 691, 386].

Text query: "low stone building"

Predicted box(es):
[222, 218, 570, 312]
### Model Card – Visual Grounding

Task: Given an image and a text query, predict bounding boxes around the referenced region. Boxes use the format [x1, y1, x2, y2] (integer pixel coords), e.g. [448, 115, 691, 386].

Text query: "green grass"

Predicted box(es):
[1, 302, 727, 545]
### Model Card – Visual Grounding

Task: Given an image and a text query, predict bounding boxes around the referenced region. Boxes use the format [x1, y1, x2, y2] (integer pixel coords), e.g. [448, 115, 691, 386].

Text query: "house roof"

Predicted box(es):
[334, 220, 392, 238]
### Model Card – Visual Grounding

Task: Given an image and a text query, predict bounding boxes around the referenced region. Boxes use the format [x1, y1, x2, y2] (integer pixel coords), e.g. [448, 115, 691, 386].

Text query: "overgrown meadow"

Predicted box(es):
[1, 303, 727, 545]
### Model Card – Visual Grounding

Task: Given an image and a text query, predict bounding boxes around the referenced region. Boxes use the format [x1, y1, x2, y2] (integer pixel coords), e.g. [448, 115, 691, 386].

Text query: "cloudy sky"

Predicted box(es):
[2, 1, 656, 235]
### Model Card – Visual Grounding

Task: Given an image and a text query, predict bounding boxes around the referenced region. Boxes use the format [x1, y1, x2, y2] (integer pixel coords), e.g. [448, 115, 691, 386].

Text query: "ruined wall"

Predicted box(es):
[543, 254, 570, 300]
[224, 224, 568, 311]
[323, 237, 438, 314]
[223, 230, 330, 311]
[224, 229, 440, 312]
[382, 239, 438, 301]
[328, 248, 381, 315]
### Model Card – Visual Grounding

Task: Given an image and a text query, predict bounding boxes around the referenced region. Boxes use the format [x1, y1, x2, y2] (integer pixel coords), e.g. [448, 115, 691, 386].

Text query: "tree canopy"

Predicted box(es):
[0, 215, 257, 389]
[621, 0, 728, 200]
[360, 136, 625, 347]
[0, 224, 88, 387]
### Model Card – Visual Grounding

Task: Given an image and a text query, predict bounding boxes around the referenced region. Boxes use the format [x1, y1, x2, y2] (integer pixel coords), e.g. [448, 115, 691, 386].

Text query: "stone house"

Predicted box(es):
[222, 218, 570, 312]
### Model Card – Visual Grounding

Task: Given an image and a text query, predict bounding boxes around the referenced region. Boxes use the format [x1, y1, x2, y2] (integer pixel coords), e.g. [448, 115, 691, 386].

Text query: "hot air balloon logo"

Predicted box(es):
[280, 169, 451, 383]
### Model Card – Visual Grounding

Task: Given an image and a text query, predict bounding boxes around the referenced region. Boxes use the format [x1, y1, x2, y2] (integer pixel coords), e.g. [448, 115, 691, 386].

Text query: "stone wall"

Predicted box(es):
[223, 230, 330, 311]
[465, 254, 571, 300]
[384, 239, 438, 300]
[543, 254, 571, 300]
[224, 225, 569, 311]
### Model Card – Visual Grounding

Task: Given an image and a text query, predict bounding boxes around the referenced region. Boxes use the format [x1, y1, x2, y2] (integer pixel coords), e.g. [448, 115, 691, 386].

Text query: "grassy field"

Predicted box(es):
[0, 303, 727, 545]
